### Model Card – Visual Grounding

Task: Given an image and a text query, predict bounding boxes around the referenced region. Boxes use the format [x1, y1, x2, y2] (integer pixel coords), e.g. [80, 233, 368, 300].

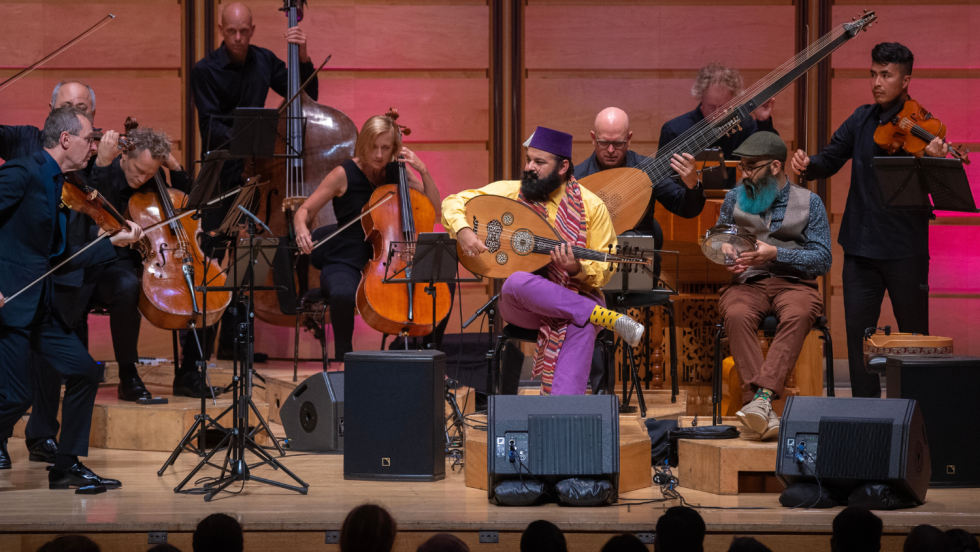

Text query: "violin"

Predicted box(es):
[123, 118, 232, 330]
[355, 108, 452, 337]
[874, 99, 970, 164]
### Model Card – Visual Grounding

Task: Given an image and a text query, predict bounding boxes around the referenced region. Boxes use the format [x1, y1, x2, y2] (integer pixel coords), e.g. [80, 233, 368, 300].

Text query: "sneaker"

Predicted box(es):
[740, 409, 779, 441]
[614, 315, 645, 348]
[737, 397, 774, 435]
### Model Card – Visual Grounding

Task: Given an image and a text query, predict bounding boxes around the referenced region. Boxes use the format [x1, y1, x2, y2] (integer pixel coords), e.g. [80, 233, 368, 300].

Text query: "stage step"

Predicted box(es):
[463, 413, 654, 494]
[14, 381, 271, 453]
[673, 416, 781, 495]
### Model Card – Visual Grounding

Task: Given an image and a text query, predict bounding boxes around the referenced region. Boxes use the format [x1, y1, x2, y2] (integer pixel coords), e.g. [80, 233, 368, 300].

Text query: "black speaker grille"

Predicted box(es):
[817, 417, 892, 479]
[528, 414, 602, 475]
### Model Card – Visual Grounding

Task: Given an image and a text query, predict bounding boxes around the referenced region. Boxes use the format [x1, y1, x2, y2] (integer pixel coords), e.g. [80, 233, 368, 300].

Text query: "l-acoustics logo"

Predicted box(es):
[947, 465, 956, 475]
[382, 458, 391, 467]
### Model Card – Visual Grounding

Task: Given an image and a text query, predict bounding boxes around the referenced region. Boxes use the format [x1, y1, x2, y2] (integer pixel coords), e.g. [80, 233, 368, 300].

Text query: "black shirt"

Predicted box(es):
[804, 101, 930, 260]
[659, 105, 777, 188]
[190, 42, 319, 155]
[574, 150, 706, 245]
[0, 125, 44, 162]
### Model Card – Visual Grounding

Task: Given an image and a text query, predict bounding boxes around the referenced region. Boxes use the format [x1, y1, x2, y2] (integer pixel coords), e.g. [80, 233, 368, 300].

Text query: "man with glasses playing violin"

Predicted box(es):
[0, 107, 142, 488]
[717, 132, 831, 440]
[790, 42, 949, 399]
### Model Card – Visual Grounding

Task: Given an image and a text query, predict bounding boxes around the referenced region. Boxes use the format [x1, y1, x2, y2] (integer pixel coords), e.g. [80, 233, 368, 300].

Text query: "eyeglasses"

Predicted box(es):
[596, 140, 628, 150]
[738, 160, 774, 175]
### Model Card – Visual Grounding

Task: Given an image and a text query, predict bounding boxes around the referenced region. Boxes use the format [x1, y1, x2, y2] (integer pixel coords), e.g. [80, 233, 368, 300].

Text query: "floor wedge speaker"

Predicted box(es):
[487, 394, 620, 502]
[280, 371, 344, 452]
[885, 355, 980, 487]
[776, 396, 931, 504]
[344, 350, 445, 482]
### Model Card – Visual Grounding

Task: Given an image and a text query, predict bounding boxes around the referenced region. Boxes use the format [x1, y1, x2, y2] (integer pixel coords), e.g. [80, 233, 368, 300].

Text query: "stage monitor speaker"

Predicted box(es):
[487, 394, 620, 500]
[776, 397, 931, 504]
[343, 350, 445, 482]
[279, 371, 344, 452]
[885, 355, 980, 487]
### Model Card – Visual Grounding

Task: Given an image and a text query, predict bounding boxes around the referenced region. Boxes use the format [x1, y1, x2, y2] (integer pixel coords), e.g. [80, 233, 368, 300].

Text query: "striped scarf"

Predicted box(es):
[518, 177, 588, 395]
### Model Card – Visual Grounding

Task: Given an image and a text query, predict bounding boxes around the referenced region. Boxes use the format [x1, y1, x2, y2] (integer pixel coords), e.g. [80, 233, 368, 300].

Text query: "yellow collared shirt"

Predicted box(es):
[441, 179, 618, 292]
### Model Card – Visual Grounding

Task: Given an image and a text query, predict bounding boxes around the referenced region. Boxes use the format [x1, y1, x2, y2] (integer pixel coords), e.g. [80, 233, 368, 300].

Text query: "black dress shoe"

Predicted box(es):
[49, 462, 122, 489]
[27, 438, 58, 463]
[117, 374, 152, 402]
[0, 439, 10, 470]
[173, 373, 224, 399]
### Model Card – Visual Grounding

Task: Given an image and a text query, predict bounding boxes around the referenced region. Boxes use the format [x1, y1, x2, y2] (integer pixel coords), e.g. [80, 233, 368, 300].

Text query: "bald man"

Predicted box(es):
[188, 1, 318, 367]
[574, 107, 706, 248]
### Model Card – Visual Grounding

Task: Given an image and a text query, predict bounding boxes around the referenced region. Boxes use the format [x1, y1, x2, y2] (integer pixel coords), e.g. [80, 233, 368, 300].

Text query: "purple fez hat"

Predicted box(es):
[526, 126, 573, 159]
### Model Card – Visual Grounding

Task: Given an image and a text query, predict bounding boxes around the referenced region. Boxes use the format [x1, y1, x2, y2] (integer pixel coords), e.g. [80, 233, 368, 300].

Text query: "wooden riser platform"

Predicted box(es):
[0, 438, 978, 552]
[674, 416, 781, 495]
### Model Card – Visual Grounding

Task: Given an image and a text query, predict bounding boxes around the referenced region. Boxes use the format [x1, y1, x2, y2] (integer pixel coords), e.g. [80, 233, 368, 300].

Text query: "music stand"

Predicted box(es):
[206, 109, 305, 160]
[185, 150, 233, 210]
[695, 147, 729, 190]
[873, 156, 978, 213]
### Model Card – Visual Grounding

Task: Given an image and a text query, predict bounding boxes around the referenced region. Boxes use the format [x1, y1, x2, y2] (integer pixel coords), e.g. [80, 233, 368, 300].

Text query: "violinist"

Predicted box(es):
[0, 81, 112, 467]
[442, 126, 644, 396]
[188, 1, 318, 366]
[294, 115, 442, 367]
[86, 128, 220, 400]
[0, 107, 142, 489]
[790, 42, 949, 399]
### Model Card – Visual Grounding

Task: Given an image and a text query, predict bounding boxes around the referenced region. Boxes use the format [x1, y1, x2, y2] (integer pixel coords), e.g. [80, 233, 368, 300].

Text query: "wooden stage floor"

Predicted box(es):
[2, 433, 980, 551]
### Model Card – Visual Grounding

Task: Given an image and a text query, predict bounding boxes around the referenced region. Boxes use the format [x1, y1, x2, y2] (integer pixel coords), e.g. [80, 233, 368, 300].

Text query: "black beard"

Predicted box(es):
[520, 166, 563, 202]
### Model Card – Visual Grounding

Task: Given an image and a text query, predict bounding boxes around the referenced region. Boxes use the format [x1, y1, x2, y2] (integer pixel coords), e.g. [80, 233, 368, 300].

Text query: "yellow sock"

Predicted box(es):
[589, 305, 622, 331]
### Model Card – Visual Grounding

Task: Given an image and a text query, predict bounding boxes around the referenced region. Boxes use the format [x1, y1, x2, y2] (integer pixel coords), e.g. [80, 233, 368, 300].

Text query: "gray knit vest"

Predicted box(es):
[732, 182, 811, 283]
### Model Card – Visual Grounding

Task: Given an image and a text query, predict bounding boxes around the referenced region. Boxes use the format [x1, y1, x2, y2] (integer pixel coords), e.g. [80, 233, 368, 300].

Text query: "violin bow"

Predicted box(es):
[0, 14, 116, 94]
[4, 187, 239, 306]
[307, 191, 395, 253]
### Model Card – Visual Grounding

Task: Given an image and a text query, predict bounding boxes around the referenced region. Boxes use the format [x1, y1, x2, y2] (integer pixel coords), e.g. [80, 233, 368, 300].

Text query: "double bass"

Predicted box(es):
[356, 110, 452, 337]
[252, 0, 358, 327]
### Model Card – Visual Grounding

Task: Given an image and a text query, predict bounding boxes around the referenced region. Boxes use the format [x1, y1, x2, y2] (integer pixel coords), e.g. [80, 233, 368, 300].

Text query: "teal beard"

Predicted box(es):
[736, 175, 780, 215]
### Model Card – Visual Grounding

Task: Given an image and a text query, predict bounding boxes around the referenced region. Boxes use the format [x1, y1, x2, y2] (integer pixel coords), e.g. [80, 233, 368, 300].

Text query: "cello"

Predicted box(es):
[355, 109, 452, 337]
[251, 0, 358, 328]
[122, 119, 232, 329]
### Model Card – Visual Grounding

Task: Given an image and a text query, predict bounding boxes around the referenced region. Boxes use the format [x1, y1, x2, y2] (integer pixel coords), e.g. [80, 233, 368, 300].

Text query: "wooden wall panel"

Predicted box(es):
[243, 2, 489, 70]
[525, 6, 795, 70]
[0, 0, 180, 69]
[830, 5, 980, 69]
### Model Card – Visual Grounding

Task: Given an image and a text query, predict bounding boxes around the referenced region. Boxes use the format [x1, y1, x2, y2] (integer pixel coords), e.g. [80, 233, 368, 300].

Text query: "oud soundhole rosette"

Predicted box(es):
[511, 229, 533, 255]
[501, 212, 514, 226]
[485, 219, 502, 253]
[496, 252, 508, 265]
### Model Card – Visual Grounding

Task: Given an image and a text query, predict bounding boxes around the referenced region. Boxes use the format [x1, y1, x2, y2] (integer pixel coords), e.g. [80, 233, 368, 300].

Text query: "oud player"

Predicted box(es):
[442, 126, 644, 395]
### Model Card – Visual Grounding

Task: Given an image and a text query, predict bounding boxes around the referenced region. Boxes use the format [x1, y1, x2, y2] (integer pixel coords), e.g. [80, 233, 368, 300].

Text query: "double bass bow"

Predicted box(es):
[251, 0, 358, 327]
[355, 109, 452, 337]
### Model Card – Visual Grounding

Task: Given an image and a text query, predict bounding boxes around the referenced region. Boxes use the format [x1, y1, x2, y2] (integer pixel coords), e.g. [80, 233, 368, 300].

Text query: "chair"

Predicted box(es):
[488, 324, 614, 400]
[604, 289, 680, 412]
[293, 288, 331, 382]
[712, 314, 835, 425]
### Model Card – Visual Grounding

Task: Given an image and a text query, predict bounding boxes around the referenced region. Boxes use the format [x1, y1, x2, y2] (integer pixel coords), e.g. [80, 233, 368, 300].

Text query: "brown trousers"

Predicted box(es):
[718, 277, 823, 405]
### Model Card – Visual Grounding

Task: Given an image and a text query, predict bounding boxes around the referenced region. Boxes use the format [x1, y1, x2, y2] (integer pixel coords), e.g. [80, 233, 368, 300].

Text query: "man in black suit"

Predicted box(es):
[0, 107, 142, 488]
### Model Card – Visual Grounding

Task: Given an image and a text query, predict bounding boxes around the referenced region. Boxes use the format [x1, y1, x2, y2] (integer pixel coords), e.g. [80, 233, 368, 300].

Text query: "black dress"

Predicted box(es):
[315, 159, 376, 361]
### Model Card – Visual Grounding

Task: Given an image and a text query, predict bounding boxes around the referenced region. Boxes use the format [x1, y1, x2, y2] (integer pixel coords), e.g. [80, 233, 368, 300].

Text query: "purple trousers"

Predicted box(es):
[499, 272, 604, 395]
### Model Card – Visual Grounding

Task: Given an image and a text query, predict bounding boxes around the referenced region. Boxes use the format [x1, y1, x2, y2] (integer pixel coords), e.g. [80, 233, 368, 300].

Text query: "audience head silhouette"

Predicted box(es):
[192, 513, 243, 552]
[602, 534, 649, 552]
[947, 529, 980, 552]
[417, 533, 469, 552]
[340, 503, 397, 552]
[521, 520, 567, 552]
[905, 524, 953, 552]
[728, 537, 772, 552]
[36, 536, 101, 552]
[832, 507, 883, 552]
[654, 506, 706, 552]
